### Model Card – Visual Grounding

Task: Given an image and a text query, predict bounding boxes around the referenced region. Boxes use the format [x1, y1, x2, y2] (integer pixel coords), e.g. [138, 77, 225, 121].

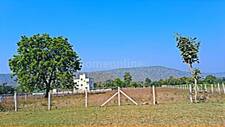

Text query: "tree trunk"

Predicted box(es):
[194, 78, 198, 103]
[45, 83, 51, 98]
[187, 63, 193, 103]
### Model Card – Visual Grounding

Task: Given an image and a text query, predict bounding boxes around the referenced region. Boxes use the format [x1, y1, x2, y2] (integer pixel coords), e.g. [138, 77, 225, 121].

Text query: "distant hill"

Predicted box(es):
[0, 66, 225, 85]
[87, 66, 225, 82]
[0, 74, 17, 86]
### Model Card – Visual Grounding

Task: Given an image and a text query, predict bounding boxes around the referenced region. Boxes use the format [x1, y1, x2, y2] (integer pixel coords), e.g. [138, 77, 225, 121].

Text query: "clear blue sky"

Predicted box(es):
[0, 0, 225, 73]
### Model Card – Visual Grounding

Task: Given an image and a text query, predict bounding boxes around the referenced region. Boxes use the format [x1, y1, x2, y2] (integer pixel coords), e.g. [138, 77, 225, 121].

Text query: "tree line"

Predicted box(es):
[94, 73, 225, 89]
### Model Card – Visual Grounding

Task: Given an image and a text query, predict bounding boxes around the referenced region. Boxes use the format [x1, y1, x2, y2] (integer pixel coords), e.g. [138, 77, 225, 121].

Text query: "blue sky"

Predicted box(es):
[0, 0, 225, 73]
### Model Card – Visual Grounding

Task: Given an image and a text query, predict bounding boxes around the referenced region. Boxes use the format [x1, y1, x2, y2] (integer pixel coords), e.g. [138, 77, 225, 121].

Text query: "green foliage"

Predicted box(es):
[144, 78, 152, 87]
[176, 33, 200, 67]
[123, 72, 132, 87]
[192, 68, 201, 81]
[113, 78, 125, 88]
[9, 34, 81, 96]
[203, 75, 217, 84]
[0, 83, 15, 94]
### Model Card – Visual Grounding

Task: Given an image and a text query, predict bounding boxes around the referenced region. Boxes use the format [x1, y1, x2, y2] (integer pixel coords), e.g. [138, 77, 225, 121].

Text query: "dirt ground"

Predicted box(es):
[0, 87, 221, 111]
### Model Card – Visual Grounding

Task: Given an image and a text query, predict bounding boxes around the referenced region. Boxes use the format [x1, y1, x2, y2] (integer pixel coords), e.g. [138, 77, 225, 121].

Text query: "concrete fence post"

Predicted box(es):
[14, 91, 17, 112]
[189, 84, 193, 103]
[222, 83, 225, 94]
[118, 87, 121, 106]
[152, 85, 156, 105]
[217, 83, 221, 94]
[211, 84, 214, 94]
[204, 84, 207, 92]
[48, 91, 51, 111]
[85, 89, 88, 108]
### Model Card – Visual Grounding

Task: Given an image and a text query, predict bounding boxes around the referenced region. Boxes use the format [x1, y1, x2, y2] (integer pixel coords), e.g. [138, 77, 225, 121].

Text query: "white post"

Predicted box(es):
[24, 94, 27, 102]
[14, 91, 17, 112]
[152, 85, 156, 105]
[189, 84, 193, 103]
[204, 84, 207, 92]
[222, 83, 225, 94]
[217, 83, 221, 94]
[118, 87, 121, 106]
[48, 91, 51, 111]
[85, 89, 88, 108]
[211, 84, 214, 94]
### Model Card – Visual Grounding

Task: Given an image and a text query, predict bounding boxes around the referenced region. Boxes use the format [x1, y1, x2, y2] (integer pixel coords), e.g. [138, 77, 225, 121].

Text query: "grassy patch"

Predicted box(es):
[0, 102, 224, 127]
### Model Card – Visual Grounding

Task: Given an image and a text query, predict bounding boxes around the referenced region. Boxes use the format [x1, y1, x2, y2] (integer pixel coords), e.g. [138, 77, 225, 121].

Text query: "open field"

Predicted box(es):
[0, 88, 225, 127]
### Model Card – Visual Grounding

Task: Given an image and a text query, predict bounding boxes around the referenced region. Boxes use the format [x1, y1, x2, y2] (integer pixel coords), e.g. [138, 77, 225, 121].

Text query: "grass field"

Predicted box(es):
[0, 88, 225, 127]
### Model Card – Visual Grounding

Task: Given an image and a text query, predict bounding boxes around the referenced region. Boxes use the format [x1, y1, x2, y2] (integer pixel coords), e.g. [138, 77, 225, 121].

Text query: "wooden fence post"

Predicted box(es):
[85, 89, 88, 108]
[152, 85, 156, 105]
[14, 91, 17, 112]
[118, 87, 121, 106]
[189, 84, 193, 103]
[48, 91, 51, 111]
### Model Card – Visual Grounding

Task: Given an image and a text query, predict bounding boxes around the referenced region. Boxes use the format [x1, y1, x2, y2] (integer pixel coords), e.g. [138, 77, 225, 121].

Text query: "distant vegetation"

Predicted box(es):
[95, 73, 225, 89]
[0, 83, 14, 94]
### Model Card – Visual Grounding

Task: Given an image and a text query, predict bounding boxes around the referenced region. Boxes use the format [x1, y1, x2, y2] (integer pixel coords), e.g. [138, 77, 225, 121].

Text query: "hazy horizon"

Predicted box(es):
[1, 0, 225, 73]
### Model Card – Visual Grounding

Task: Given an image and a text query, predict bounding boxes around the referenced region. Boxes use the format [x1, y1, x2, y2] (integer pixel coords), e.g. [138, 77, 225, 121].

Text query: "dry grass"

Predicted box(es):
[0, 88, 225, 127]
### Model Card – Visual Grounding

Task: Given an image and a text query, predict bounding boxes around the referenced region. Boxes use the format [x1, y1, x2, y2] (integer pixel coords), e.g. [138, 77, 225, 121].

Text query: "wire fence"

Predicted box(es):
[0, 83, 224, 112]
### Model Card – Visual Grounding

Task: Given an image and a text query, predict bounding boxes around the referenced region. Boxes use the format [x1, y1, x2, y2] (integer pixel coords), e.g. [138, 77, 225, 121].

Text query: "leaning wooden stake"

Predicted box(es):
[120, 89, 138, 105]
[14, 91, 18, 112]
[101, 92, 118, 107]
[152, 85, 156, 105]
[85, 89, 88, 108]
[101, 87, 138, 107]
[48, 91, 51, 111]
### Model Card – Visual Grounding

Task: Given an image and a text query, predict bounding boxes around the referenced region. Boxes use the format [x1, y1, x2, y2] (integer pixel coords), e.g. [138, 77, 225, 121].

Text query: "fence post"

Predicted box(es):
[118, 87, 121, 106]
[14, 91, 17, 112]
[85, 89, 88, 108]
[48, 91, 51, 111]
[211, 84, 214, 94]
[222, 83, 225, 94]
[152, 85, 156, 105]
[217, 83, 221, 94]
[204, 84, 207, 92]
[189, 84, 193, 103]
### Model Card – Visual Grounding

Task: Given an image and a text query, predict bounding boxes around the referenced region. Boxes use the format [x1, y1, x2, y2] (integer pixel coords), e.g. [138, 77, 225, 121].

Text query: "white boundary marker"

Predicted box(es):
[14, 91, 17, 112]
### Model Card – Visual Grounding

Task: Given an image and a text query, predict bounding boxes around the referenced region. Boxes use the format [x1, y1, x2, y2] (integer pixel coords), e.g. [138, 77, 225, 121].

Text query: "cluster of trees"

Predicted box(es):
[95, 72, 142, 88]
[0, 83, 15, 94]
[95, 73, 225, 89]
[151, 75, 225, 86]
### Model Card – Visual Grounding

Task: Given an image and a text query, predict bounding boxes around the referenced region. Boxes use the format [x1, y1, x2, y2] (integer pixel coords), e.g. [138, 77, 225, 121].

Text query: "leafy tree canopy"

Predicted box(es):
[176, 33, 200, 68]
[124, 72, 132, 87]
[9, 34, 81, 97]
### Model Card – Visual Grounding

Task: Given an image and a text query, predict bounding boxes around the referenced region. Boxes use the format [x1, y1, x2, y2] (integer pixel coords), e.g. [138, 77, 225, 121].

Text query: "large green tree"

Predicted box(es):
[9, 34, 81, 97]
[124, 72, 132, 87]
[176, 33, 200, 103]
[203, 75, 217, 84]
